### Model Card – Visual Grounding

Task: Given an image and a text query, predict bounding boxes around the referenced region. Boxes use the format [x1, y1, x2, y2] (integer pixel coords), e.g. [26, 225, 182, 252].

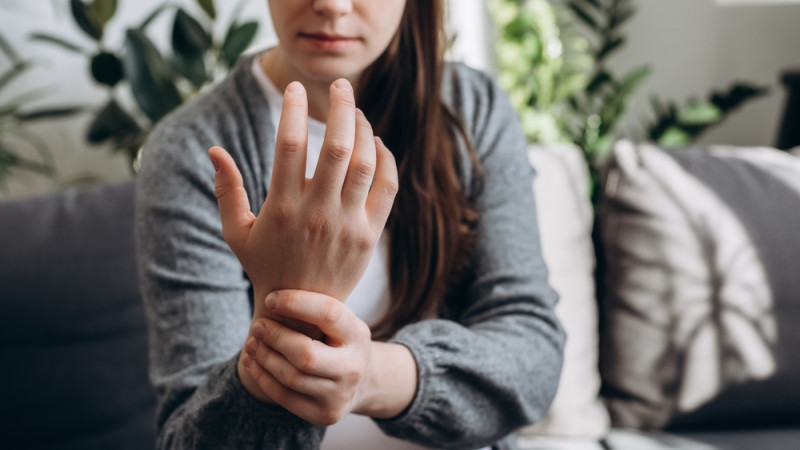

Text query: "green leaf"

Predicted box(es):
[567, 1, 598, 30]
[172, 9, 212, 58]
[609, 7, 636, 31]
[596, 36, 624, 61]
[123, 29, 183, 123]
[70, 0, 103, 41]
[658, 126, 691, 148]
[29, 33, 88, 54]
[90, 0, 118, 26]
[617, 65, 651, 97]
[172, 53, 207, 89]
[90, 51, 125, 86]
[578, 0, 602, 11]
[711, 83, 769, 112]
[677, 102, 721, 125]
[139, 3, 175, 30]
[587, 70, 612, 94]
[197, 0, 216, 20]
[87, 99, 141, 143]
[16, 107, 84, 122]
[221, 21, 258, 67]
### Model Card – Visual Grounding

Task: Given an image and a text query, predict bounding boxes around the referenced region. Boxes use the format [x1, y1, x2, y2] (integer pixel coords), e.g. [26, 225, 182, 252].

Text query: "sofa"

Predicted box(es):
[0, 142, 798, 449]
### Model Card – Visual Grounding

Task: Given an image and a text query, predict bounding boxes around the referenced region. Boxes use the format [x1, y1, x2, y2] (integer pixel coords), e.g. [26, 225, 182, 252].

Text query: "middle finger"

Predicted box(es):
[309, 79, 356, 200]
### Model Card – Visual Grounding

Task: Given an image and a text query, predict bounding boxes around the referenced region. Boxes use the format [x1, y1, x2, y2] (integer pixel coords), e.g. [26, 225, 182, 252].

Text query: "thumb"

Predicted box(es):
[209, 146, 254, 253]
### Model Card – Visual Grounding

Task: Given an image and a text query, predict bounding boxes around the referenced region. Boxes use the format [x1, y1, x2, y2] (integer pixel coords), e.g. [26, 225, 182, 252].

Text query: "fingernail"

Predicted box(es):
[374, 136, 384, 147]
[245, 337, 257, 355]
[243, 353, 253, 368]
[287, 81, 304, 94]
[211, 156, 220, 172]
[334, 78, 352, 91]
[265, 293, 277, 311]
[253, 323, 265, 340]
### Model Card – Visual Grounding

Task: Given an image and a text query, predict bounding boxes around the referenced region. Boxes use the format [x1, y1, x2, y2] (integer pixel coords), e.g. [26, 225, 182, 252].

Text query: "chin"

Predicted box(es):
[299, 59, 372, 84]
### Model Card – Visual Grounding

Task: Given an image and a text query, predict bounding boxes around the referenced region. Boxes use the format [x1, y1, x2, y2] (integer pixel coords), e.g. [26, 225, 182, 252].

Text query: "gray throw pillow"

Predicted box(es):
[0, 181, 156, 450]
[599, 141, 800, 430]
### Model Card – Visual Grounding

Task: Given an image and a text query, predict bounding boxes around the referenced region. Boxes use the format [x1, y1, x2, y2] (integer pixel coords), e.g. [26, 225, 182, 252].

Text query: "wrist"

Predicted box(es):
[354, 341, 418, 419]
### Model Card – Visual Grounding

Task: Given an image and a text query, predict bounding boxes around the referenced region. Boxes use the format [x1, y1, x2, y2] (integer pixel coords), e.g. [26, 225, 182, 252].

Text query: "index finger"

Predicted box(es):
[265, 290, 369, 345]
[271, 81, 309, 199]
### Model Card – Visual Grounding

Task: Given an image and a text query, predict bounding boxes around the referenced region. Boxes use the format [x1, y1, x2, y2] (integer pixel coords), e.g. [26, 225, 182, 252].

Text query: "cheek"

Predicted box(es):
[370, 12, 404, 52]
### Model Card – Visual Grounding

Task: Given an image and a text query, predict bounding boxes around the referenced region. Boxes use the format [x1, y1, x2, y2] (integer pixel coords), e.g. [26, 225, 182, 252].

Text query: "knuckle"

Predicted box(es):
[279, 132, 306, 152]
[382, 179, 400, 198]
[355, 320, 372, 342]
[285, 369, 305, 391]
[325, 141, 351, 163]
[351, 159, 376, 180]
[298, 346, 318, 372]
[323, 299, 344, 325]
[271, 385, 289, 405]
[269, 200, 296, 227]
[342, 366, 362, 387]
[336, 94, 356, 109]
[344, 229, 373, 253]
[317, 405, 346, 426]
[305, 211, 331, 237]
[265, 323, 283, 349]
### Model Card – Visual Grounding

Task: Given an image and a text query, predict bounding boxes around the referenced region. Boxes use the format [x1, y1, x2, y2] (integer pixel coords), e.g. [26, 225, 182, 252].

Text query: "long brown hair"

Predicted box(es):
[357, 0, 482, 340]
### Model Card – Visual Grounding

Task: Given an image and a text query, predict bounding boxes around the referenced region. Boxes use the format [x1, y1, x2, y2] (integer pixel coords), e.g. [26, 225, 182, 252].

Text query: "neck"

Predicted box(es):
[259, 48, 357, 123]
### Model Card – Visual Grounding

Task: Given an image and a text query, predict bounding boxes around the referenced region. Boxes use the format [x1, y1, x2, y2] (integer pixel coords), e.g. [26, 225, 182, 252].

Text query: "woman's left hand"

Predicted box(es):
[241, 289, 417, 425]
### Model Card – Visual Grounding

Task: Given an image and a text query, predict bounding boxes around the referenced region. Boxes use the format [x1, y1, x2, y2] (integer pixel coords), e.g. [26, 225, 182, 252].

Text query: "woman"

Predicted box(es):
[135, 0, 564, 449]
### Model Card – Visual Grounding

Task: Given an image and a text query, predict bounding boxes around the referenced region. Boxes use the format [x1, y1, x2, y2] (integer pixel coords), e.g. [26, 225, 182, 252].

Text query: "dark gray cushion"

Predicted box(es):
[599, 142, 800, 430]
[0, 181, 156, 450]
[674, 428, 800, 450]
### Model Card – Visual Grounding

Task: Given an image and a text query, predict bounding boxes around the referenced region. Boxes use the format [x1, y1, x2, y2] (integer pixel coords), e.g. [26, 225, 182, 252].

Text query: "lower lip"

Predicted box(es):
[301, 35, 359, 51]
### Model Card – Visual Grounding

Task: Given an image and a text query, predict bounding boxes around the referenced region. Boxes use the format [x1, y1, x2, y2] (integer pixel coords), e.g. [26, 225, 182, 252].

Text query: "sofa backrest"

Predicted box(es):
[0, 181, 156, 450]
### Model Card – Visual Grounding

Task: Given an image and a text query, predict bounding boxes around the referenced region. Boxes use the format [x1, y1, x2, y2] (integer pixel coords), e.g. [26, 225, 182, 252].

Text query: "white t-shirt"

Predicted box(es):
[251, 58, 432, 450]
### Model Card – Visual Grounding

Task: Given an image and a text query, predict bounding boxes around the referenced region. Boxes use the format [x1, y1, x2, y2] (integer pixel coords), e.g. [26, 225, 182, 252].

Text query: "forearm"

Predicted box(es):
[159, 355, 324, 450]
[355, 341, 418, 419]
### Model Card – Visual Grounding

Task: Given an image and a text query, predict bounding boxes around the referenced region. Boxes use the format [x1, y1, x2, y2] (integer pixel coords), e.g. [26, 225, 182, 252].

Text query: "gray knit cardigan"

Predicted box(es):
[135, 55, 564, 450]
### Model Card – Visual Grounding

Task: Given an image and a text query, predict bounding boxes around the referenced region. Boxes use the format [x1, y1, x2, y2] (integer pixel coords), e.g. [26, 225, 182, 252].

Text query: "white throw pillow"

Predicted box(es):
[519, 144, 610, 440]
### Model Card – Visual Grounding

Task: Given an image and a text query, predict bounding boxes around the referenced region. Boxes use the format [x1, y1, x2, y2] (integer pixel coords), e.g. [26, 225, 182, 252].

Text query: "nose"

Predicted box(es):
[312, 0, 353, 18]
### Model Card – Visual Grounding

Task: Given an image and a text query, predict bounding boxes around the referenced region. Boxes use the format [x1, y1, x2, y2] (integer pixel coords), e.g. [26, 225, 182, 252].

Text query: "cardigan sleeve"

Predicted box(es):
[135, 105, 324, 449]
[375, 65, 565, 449]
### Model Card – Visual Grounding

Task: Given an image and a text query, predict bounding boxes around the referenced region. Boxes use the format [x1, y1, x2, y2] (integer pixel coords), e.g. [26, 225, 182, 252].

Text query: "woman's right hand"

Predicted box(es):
[209, 78, 398, 317]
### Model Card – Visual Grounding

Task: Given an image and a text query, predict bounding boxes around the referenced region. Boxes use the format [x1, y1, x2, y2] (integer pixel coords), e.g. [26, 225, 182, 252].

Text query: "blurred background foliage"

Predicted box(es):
[30, 0, 258, 172]
[489, 0, 768, 200]
[0, 34, 82, 190]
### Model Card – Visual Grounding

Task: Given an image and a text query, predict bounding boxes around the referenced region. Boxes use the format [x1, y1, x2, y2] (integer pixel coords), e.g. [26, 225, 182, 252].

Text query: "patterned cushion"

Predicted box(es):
[599, 141, 800, 430]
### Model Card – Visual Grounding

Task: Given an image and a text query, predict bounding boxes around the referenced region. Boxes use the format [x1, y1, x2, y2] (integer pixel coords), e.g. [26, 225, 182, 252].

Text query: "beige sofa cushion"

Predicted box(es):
[520, 144, 610, 441]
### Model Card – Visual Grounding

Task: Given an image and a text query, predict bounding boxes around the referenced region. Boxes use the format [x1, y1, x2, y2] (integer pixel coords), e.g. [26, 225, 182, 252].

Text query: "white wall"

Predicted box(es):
[608, 0, 800, 147]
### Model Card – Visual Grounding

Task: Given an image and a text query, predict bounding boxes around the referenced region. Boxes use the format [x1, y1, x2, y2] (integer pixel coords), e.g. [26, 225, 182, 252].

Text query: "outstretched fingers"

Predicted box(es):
[271, 81, 309, 198]
[365, 137, 399, 233]
[209, 146, 255, 253]
[341, 109, 377, 210]
[310, 79, 356, 200]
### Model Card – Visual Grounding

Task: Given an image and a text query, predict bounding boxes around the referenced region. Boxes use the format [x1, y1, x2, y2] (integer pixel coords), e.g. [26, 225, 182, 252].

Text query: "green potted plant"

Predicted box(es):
[0, 34, 81, 190]
[489, 0, 768, 201]
[31, 0, 259, 171]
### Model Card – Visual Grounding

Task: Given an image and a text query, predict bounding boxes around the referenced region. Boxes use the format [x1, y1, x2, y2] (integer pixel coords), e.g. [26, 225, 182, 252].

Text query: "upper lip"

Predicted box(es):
[300, 32, 358, 40]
